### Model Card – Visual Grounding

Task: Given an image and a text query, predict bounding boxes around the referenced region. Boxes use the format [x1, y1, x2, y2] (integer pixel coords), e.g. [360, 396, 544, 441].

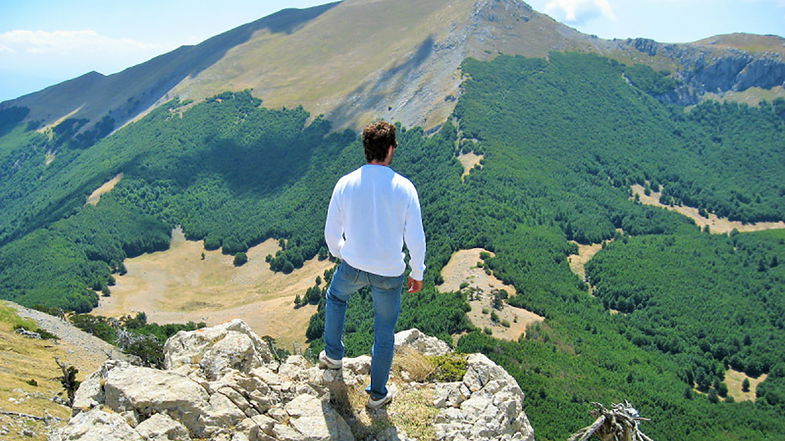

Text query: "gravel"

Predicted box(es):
[9, 303, 133, 368]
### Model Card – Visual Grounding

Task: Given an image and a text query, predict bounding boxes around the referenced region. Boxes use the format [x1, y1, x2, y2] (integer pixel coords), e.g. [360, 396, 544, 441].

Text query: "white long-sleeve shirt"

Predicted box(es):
[324, 164, 426, 280]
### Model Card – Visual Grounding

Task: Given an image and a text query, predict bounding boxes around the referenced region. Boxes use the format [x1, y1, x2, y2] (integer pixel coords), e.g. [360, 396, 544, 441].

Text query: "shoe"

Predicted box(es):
[318, 350, 342, 369]
[366, 384, 396, 409]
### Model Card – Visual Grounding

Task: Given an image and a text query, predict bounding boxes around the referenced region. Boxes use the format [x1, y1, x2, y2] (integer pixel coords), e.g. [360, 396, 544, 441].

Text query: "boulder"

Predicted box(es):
[71, 360, 125, 414]
[163, 319, 274, 379]
[51, 407, 142, 441]
[434, 353, 534, 441]
[394, 328, 451, 356]
[103, 364, 211, 437]
[134, 413, 190, 441]
[51, 321, 535, 441]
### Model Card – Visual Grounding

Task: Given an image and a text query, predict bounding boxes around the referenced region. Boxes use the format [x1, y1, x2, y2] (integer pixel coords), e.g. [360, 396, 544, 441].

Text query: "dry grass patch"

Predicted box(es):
[567, 241, 605, 282]
[0, 303, 71, 440]
[702, 86, 785, 107]
[329, 378, 438, 441]
[457, 151, 483, 180]
[440, 249, 544, 341]
[85, 172, 123, 206]
[94, 227, 333, 347]
[631, 184, 785, 234]
[393, 347, 435, 382]
[724, 369, 767, 402]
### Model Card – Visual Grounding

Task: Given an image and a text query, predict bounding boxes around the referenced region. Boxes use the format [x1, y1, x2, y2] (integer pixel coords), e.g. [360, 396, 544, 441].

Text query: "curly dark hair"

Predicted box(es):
[362, 121, 397, 162]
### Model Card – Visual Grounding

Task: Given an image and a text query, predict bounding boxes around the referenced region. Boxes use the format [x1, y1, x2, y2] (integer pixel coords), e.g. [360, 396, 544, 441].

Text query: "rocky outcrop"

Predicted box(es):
[618, 37, 785, 105]
[49, 320, 534, 441]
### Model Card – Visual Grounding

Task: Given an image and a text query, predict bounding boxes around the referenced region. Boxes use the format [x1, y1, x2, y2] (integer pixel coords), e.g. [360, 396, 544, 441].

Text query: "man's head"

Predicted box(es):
[363, 121, 397, 164]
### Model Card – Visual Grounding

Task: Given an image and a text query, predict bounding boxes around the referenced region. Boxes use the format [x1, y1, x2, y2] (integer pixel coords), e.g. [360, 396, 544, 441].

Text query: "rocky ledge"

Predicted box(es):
[48, 320, 534, 441]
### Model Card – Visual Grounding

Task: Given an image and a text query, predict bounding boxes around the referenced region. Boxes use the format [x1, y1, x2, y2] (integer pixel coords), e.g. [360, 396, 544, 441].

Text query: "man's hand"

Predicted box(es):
[407, 277, 423, 293]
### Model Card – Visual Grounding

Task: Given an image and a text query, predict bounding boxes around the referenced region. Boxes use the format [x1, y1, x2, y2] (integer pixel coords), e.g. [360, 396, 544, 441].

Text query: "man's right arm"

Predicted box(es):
[324, 184, 345, 259]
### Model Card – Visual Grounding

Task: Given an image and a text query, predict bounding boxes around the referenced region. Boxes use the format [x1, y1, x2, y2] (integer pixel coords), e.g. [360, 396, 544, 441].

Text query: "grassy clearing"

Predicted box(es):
[631, 184, 785, 234]
[439, 249, 544, 341]
[457, 152, 483, 181]
[85, 172, 124, 206]
[724, 368, 767, 402]
[702, 86, 785, 107]
[93, 228, 333, 347]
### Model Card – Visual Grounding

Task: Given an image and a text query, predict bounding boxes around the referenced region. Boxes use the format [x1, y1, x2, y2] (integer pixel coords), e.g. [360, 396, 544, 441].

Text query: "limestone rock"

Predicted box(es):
[71, 360, 125, 414]
[103, 364, 211, 436]
[434, 353, 534, 441]
[134, 413, 190, 441]
[52, 320, 534, 441]
[394, 328, 451, 356]
[51, 407, 142, 441]
[283, 394, 354, 441]
[163, 319, 274, 379]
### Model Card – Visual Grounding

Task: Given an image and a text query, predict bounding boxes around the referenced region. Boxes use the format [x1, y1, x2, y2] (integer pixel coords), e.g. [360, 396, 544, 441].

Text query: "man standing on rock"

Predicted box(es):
[321, 120, 426, 409]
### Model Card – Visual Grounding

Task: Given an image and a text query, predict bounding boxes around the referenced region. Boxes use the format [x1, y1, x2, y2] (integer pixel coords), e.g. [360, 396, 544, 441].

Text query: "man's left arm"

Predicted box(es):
[403, 186, 426, 290]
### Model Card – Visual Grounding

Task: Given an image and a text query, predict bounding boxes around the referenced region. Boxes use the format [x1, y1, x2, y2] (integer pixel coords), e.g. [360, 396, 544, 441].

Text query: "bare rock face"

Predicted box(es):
[50, 320, 534, 441]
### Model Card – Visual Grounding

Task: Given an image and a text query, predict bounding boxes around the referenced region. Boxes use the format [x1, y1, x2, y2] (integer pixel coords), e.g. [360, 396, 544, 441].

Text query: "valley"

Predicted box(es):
[94, 228, 333, 347]
[1, 1, 784, 440]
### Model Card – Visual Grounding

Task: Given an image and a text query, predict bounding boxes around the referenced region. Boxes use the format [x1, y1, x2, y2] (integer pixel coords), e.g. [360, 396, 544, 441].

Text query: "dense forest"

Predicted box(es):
[1, 52, 785, 440]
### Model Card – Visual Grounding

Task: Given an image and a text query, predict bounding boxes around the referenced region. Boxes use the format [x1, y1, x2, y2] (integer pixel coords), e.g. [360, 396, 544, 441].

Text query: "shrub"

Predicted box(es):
[428, 353, 468, 382]
[233, 252, 248, 266]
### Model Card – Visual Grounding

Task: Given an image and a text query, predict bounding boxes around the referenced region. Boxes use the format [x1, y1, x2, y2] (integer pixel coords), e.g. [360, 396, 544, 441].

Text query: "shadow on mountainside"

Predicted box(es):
[328, 34, 435, 126]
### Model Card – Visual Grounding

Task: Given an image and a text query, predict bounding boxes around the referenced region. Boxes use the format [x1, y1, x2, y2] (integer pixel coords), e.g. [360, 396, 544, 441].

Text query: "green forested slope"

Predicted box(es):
[1, 52, 785, 440]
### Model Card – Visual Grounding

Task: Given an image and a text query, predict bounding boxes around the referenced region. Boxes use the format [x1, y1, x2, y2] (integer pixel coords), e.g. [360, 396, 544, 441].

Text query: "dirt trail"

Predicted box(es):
[631, 184, 785, 234]
[93, 227, 333, 347]
[439, 248, 543, 341]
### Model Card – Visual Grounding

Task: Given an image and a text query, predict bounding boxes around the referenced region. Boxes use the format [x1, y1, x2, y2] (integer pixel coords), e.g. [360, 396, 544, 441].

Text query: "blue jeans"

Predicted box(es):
[324, 261, 404, 399]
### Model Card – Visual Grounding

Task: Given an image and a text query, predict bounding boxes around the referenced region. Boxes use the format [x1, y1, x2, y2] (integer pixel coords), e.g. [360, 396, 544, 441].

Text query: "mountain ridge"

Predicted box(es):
[2, 0, 783, 137]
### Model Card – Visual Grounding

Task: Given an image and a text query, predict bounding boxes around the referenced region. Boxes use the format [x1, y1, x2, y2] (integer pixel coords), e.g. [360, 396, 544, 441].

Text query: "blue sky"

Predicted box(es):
[1, 0, 784, 102]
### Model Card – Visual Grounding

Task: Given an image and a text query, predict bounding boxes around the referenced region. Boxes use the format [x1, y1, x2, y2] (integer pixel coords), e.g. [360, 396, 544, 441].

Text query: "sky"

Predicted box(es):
[1, 0, 784, 102]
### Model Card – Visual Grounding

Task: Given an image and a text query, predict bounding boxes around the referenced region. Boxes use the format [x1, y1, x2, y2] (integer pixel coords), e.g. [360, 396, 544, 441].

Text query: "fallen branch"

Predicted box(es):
[568, 401, 653, 441]
[0, 409, 64, 422]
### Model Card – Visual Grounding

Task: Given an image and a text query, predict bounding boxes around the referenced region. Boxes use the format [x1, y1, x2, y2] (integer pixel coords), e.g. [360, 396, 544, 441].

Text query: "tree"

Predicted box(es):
[742, 378, 750, 392]
[707, 389, 719, 403]
[54, 358, 80, 406]
[718, 382, 728, 397]
[233, 252, 248, 266]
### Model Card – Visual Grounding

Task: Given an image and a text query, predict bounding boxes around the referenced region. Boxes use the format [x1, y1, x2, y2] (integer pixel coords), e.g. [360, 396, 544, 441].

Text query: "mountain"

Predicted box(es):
[2, 1, 785, 441]
[2, 0, 784, 135]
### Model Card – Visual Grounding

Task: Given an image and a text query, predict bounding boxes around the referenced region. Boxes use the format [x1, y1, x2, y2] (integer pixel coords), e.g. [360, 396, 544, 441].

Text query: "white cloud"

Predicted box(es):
[0, 29, 176, 82]
[544, 0, 617, 24]
[0, 30, 162, 57]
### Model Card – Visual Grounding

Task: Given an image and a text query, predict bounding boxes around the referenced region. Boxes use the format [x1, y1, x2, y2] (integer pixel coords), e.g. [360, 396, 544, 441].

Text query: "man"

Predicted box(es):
[321, 120, 426, 409]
